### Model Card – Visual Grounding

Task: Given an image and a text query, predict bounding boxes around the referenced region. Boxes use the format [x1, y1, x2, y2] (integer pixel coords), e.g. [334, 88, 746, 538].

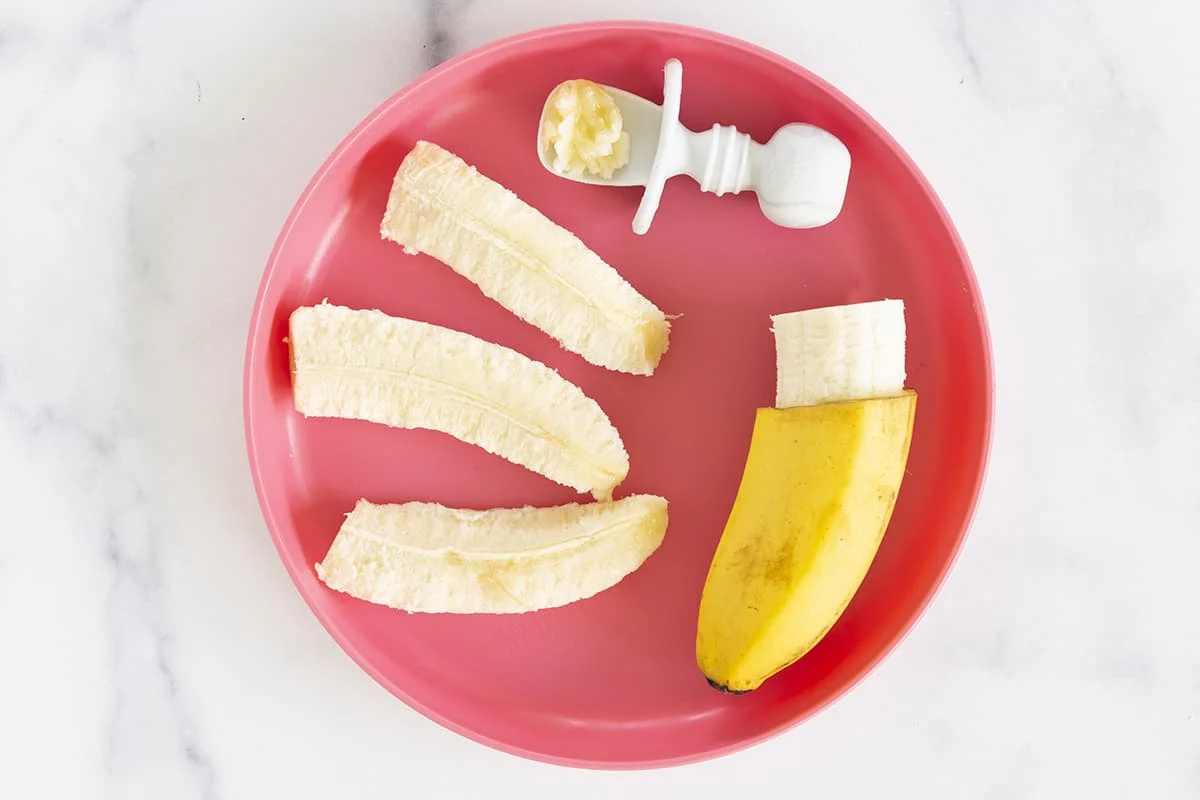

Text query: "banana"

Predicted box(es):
[316, 495, 669, 614]
[540, 79, 631, 180]
[380, 140, 670, 376]
[771, 298, 906, 408]
[696, 299, 917, 693]
[288, 302, 629, 500]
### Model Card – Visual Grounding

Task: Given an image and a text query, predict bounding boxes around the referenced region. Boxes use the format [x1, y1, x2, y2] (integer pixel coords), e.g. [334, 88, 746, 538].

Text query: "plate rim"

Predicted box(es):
[242, 18, 995, 770]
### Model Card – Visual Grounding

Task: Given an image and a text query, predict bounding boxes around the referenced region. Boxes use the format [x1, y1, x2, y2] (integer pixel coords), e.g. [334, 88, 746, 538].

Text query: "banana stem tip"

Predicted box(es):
[705, 676, 752, 695]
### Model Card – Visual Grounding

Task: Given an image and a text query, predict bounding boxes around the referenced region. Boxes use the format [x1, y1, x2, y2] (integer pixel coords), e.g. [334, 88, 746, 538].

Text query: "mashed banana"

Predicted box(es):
[540, 79, 631, 180]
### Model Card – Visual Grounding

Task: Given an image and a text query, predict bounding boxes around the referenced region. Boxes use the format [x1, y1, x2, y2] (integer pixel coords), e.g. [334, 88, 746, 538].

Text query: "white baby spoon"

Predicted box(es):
[536, 59, 852, 235]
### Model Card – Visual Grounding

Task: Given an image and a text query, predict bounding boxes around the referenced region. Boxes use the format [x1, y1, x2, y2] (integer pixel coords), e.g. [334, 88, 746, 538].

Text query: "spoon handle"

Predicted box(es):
[687, 124, 755, 196]
[632, 59, 851, 233]
[751, 124, 852, 229]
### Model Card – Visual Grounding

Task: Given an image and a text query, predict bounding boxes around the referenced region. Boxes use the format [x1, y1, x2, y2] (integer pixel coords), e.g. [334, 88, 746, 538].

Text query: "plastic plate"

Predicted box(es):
[243, 20, 993, 769]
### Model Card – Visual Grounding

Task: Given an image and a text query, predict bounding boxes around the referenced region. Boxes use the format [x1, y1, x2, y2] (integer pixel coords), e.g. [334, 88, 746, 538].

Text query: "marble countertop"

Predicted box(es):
[2, 0, 1197, 797]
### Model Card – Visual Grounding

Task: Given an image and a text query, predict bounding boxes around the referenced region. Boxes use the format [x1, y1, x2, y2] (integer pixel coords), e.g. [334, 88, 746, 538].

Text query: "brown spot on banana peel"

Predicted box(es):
[761, 548, 795, 586]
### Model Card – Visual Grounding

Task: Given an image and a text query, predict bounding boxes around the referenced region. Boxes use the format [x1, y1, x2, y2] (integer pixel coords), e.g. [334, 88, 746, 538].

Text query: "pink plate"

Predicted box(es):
[243, 21, 993, 769]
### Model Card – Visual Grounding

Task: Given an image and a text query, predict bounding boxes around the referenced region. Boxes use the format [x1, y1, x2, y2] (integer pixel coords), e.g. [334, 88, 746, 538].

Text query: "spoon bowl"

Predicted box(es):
[535, 84, 665, 188]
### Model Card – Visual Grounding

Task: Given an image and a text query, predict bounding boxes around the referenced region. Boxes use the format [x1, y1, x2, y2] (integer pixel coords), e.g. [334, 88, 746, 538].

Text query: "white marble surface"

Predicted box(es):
[1, 0, 1197, 796]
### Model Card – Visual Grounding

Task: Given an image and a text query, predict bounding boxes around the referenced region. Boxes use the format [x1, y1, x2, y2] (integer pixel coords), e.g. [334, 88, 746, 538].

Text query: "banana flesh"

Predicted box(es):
[770, 298, 906, 408]
[540, 80, 632, 180]
[288, 302, 629, 500]
[380, 140, 670, 376]
[316, 495, 669, 614]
